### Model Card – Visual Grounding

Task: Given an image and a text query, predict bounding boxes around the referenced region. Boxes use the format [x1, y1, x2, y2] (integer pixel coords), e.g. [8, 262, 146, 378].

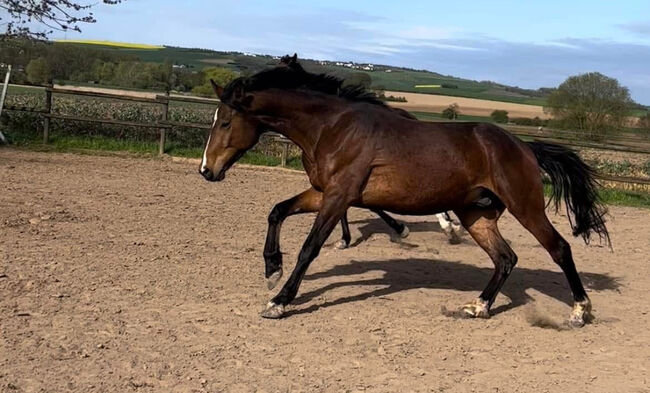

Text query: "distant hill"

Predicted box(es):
[54, 40, 550, 106]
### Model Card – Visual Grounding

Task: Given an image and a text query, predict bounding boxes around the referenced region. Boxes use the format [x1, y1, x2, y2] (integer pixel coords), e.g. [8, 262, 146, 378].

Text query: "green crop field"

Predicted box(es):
[48, 41, 549, 105]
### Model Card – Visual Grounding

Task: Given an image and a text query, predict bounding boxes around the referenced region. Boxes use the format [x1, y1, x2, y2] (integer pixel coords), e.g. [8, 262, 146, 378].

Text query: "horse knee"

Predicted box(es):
[268, 206, 284, 225]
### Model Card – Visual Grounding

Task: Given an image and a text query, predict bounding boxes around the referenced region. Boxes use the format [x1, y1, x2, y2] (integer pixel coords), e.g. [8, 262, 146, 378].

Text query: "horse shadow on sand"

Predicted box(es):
[291, 219, 620, 318]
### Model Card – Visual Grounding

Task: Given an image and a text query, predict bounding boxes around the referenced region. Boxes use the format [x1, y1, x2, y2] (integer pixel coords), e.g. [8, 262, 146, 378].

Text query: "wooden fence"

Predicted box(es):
[2, 84, 649, 189]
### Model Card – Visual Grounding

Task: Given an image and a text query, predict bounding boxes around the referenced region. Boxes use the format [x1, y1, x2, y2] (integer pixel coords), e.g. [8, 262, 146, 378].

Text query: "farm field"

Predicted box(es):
[37, 40, 550, 105]
[1, 149, 649, 393]
[387, 91, 549, 119]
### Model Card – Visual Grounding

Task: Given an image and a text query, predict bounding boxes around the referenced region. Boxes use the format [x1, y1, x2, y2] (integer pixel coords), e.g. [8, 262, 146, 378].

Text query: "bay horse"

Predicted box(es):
[205, 79, 464, 252]
[199, 55, 608, 327]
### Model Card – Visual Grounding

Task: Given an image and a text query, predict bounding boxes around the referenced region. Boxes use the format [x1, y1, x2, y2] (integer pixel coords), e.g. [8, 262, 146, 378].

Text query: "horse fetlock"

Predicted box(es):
[260, 301, 285, 319]
[266, 269, 283, 290]
[334, 239, 349, 250]
[568, 298, 592, 328]
[446, 229, 462, 244]
[399, 224, 410, 238]
[461, 298, 490, 318]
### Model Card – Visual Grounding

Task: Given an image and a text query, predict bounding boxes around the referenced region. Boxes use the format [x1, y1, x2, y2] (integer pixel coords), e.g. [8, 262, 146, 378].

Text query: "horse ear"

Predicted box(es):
[290, 53, 298, 64]
[231, 83, 254, 109]
[210, 79, 224, 98]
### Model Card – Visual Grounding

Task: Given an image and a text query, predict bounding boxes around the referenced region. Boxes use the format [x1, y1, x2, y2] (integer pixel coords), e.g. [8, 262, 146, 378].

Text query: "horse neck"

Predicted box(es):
[256, 90, 340, 159]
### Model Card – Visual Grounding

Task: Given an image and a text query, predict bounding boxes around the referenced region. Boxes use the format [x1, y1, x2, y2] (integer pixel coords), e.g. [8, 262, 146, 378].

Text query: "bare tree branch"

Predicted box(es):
[1, 0, 124, 40]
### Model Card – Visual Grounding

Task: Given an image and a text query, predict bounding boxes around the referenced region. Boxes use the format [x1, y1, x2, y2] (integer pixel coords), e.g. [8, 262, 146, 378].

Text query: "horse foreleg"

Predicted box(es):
[263, 187, 322, 290]
[261, 191, 349, 319]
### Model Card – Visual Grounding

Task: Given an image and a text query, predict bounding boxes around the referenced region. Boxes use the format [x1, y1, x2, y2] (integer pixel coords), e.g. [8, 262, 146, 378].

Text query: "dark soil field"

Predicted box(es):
[1, 149, 648, 393]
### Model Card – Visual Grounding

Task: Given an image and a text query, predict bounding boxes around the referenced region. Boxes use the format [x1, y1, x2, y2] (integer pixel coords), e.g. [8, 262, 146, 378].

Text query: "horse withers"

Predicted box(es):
[200, 55, 608, 327]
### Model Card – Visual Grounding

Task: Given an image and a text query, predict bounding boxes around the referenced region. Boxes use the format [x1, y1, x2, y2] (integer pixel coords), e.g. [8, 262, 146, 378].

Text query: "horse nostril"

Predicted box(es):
[200, 167, 213, 180]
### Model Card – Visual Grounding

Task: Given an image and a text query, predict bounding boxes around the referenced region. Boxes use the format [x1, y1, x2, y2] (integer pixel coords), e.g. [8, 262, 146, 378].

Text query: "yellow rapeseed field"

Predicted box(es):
[55, 40, 163, 49]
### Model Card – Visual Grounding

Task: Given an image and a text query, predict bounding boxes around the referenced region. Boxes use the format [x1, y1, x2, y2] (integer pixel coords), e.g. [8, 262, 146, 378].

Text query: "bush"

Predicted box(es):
[192, 67, 238, 97]
[441, 83, 458, 89]
[490, 110, 509, 123]
[26, 57, 51, 84]
[382, 95, 407, 102]
[511, 117, 546, 127]
[442, 103, 460, 120]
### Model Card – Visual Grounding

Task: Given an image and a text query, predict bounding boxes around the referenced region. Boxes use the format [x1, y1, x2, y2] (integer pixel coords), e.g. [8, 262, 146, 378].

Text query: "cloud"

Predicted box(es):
[70, 4, 650, 104]
[618, 21, 650, 36]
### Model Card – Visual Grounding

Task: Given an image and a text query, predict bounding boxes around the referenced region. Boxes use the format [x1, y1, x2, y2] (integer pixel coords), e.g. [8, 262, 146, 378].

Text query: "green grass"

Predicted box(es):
[542, 185, 650, 209]
[597, 188, 650, 208]
[4, 133, 305, 170]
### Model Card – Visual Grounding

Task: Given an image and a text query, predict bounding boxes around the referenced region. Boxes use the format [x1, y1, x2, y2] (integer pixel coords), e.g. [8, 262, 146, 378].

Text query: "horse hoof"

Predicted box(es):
[335, 239, 349, 250]
[260, 302, 285, 319]
[266, 269, 283, 290]
[460, 299, 490, 318]
[567, 315, 586, 328]
[399, 225, 410, 238]
[567, 299, 592, 328]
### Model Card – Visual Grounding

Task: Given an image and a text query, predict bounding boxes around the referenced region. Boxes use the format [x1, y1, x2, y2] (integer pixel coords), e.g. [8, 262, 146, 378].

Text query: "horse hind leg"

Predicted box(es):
[437, 212, 463, 244]
[493, 170, 593, 327]
[372, 209, 409, 238]
[509, 206, 592, 327]
[453, 204, 516, 318]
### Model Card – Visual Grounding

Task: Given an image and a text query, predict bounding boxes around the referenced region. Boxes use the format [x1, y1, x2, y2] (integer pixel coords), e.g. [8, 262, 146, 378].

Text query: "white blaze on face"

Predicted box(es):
[201, 107, 219, 171]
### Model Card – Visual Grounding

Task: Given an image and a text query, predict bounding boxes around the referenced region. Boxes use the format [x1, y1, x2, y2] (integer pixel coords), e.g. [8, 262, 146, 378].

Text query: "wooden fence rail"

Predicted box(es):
[2, 84, 649, 189]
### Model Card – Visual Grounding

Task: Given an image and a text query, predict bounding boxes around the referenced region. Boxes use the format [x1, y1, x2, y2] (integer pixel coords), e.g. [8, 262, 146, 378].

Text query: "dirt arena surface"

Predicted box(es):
[386, 91, 548, 119]
[1, 149, 648, 393]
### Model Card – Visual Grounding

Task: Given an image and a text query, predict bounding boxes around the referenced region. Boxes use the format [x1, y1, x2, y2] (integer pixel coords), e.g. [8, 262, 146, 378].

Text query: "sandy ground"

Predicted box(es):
[1, 149, 649, 393]
[386, 91, 548, 119]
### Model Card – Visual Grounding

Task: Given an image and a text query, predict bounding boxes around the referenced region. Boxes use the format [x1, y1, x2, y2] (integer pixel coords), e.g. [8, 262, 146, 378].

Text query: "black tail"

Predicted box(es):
[527, 141, 610, 245]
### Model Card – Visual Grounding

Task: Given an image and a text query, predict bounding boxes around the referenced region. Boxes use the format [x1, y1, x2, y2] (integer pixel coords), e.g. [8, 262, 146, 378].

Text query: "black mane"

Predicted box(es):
[221, 61, 387, 107]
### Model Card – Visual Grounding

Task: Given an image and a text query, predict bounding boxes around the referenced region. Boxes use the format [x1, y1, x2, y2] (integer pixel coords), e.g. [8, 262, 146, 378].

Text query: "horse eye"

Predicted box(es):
[221, 121, 231, 128]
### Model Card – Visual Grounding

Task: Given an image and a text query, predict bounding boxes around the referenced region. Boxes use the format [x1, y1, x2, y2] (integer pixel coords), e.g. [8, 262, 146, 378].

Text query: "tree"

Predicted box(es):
[544, 72, 633, 140]
[192, 67, 238, 96]
[442, 103, 460, 120]
[490, 109, 509, 123]
[0, 0, 124, 39]
[26, 57, 51, 84]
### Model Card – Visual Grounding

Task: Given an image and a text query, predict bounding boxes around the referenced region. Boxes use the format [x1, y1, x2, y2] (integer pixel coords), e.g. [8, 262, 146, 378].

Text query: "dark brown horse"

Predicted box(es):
[199, 55, 608, 327]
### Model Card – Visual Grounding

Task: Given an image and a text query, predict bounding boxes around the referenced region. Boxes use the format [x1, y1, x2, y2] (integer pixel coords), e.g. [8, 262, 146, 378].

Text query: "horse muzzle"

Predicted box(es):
[199, 167, 226, 182]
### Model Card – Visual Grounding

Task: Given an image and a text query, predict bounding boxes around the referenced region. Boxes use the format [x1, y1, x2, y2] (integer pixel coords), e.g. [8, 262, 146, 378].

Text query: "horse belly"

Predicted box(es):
[358, 166, 472, 215]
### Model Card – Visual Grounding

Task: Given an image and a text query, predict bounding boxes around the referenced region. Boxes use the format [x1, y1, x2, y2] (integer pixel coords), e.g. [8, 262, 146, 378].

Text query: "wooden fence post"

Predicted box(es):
[281, 141, 289, 167]
[43, 86, 52, 143]
[0, 64, 11, 144]
[159, 94, 169, 155]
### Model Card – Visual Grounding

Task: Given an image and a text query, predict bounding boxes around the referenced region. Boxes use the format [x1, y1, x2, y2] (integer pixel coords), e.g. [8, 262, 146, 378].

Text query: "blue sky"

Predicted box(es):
[25, 1, 650, 103]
